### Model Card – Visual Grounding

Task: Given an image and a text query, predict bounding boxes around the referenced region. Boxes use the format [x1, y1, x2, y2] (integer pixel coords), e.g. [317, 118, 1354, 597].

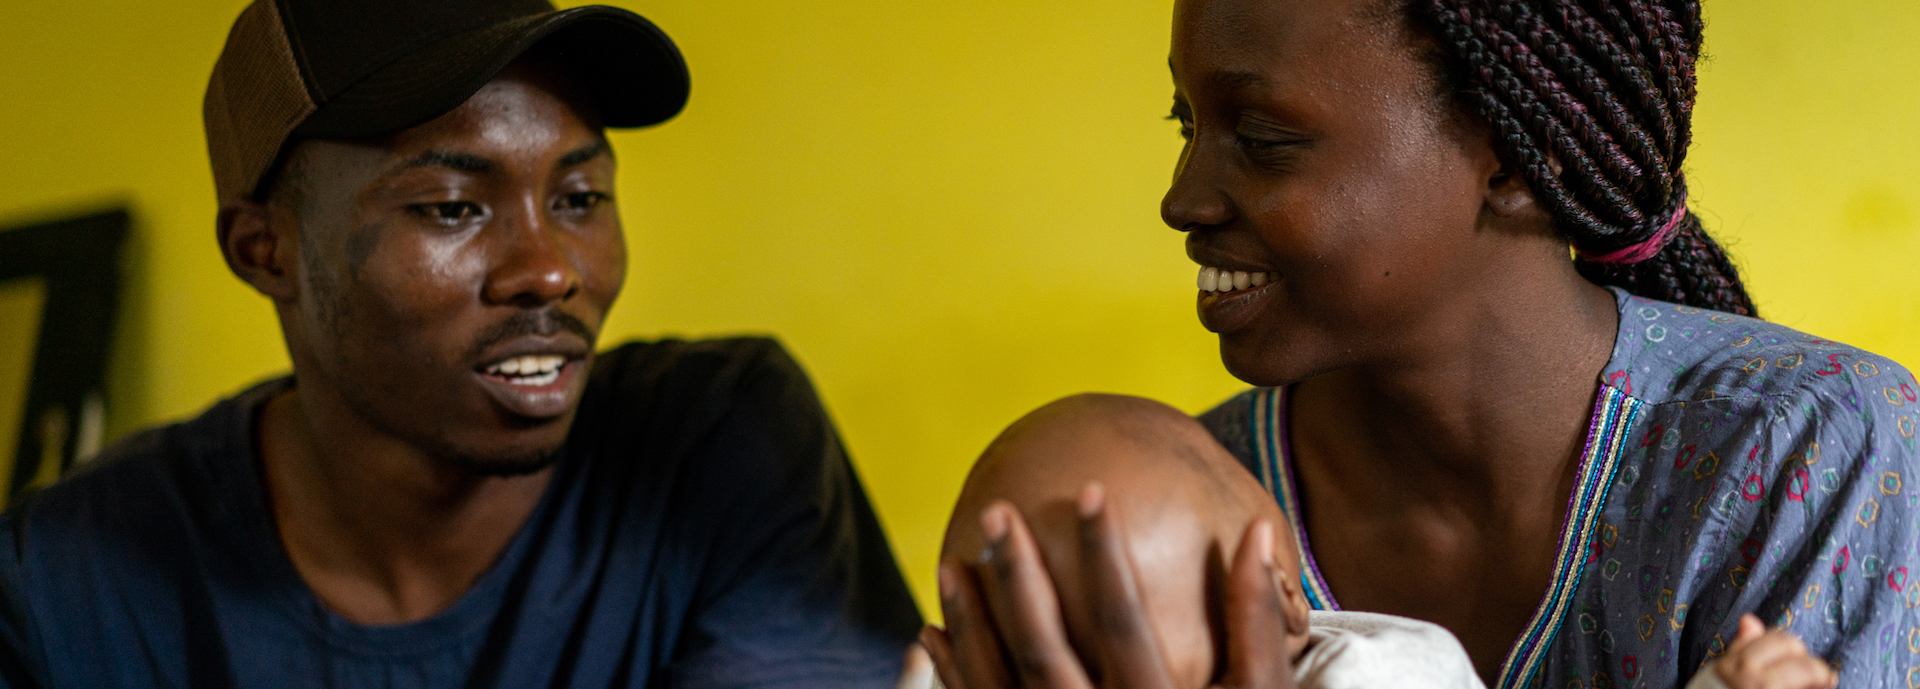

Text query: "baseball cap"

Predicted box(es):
[203, 0, 690, 203]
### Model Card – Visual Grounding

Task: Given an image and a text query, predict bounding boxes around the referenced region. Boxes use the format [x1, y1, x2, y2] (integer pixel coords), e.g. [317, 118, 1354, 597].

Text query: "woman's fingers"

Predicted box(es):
[1076, 483, 1179, 689]
[1219, 519, 1295, 689]
[973, 501, 1096, 689]
[936, 558, 1017, 689]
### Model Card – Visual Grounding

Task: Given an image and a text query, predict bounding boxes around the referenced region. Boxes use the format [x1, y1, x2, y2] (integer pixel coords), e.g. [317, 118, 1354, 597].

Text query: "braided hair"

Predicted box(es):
[1398, 0, 1757, 316]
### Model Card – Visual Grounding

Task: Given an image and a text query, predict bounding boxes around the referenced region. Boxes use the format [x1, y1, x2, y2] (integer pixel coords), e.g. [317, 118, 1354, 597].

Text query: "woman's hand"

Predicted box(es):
[919, 484, 1297, 689]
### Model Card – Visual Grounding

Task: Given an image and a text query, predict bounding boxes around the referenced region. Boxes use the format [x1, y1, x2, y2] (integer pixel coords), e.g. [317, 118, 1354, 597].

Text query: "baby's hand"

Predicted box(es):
[1697, 614, 1836, 689]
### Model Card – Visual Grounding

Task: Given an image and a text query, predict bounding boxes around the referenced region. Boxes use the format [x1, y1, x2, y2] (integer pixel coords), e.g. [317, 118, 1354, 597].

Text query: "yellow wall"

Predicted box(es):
[0, 0, 1914, 617]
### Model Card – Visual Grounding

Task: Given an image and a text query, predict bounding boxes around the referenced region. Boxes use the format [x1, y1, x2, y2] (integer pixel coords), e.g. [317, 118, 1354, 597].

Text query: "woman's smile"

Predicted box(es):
[1194, 265, 1281, 334]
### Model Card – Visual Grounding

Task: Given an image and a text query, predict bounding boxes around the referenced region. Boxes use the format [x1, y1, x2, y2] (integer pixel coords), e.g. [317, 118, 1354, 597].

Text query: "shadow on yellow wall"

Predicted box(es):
[0, 0, 1914, 616]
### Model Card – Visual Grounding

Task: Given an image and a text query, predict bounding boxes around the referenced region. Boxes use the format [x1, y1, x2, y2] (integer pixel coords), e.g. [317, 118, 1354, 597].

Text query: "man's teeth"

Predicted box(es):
[1196, 267, 1277, 294]
[484, 355, 567, 385]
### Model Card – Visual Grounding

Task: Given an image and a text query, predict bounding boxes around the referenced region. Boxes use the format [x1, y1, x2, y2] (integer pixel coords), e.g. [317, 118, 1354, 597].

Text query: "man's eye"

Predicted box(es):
[409, 201, 484, 225]
[556, 191, 608, 213]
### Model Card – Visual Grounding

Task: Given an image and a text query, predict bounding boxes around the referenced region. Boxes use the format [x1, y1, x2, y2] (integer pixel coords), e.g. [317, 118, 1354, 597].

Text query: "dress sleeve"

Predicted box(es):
[1678, 358, 1920, 685]
[661, 340, 923, 689]
[1198, 389, 1262, 480]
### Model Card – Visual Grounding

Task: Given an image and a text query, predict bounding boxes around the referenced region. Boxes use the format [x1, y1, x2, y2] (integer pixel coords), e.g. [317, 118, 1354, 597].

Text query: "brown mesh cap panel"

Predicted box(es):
[203, 0, 316, 203]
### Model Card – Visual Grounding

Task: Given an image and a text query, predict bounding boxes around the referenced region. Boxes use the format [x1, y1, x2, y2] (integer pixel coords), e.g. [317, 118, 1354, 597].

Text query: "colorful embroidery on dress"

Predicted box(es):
[1215, 287, 1920, 689]
[1494, 384, 1639, 689]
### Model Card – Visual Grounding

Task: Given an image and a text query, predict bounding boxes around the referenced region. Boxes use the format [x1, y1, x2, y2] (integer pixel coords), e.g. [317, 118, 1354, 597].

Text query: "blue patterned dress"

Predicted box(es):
[1200, 287, 1920, 689]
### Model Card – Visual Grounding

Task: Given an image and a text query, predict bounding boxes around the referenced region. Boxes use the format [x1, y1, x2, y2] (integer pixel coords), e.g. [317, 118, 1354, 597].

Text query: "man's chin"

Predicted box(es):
[426, 425, 572, 478]
[440, 445, 564, 478]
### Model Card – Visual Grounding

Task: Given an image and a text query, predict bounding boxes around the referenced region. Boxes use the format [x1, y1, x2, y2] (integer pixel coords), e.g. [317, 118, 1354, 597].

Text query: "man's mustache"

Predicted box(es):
[465, 310, 596, 362]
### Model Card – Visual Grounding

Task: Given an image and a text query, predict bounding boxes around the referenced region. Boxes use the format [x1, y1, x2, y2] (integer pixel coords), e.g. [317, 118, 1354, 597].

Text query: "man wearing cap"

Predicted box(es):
[0, 1, 922, 687]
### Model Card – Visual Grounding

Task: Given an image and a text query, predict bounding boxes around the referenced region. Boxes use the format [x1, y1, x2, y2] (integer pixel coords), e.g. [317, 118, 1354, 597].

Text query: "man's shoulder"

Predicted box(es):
[588, 335, 802, 395]
[0, 379, 277, 643]
[576, 336, 820, 432]
[1, 380, 269, 554]
[565, 337, 843, 494]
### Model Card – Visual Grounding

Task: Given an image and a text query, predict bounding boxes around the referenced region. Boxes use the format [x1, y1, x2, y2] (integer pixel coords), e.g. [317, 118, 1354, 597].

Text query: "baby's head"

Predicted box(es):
[943, 394, 1311, 688]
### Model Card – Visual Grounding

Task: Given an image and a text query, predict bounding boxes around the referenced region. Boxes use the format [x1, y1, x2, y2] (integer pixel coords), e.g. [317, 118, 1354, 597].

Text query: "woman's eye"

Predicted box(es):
[555, 191, 608, 214]
[408, 201, 484, 225]
[1237, 135, 1281, 151]
[1167, 113, 1195, 140]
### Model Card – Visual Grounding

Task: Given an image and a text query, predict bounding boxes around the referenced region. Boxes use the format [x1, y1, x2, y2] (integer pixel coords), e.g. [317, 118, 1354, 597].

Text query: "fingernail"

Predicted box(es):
[937, 562, 957, 601]
[1253, 520, 1275, 567]
[1078, 482, 1105, 518]
[980, 505, 1010, 542]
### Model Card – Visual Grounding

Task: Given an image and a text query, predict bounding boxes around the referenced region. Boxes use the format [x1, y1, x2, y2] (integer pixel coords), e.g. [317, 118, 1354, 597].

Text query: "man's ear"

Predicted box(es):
[218, 200, 300, 302]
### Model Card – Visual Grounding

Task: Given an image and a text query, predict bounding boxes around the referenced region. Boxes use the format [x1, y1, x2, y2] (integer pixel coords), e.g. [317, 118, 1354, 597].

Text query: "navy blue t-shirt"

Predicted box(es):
[0, 338, 923, 688]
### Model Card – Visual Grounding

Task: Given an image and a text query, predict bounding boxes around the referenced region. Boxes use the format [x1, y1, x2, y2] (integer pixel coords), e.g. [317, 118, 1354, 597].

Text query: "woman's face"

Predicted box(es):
[1164, 0, 1507, 386]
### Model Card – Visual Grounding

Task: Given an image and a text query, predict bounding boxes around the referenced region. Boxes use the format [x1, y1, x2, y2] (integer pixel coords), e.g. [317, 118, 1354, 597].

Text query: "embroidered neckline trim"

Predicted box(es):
[1249, 383, 1642, 689]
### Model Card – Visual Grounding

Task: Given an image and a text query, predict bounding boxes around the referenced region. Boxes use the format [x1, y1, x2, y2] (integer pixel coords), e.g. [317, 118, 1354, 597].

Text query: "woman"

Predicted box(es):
[926, 0, 1919, 687]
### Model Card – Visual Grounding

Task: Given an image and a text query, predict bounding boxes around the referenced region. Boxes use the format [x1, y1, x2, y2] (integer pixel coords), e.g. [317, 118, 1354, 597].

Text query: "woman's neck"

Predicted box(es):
[1288, 265, 1620, 517]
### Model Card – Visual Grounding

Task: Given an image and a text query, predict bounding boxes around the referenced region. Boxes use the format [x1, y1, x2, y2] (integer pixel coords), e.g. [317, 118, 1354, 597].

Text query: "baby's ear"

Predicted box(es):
[1277, 573, 1313, 658]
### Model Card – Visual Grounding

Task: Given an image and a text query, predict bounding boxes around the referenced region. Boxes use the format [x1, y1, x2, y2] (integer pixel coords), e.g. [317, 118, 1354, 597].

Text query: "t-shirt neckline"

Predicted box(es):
[211, 376, 566, 657]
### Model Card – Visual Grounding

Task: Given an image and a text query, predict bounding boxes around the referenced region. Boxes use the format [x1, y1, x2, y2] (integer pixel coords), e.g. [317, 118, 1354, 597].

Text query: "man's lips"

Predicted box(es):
[470, 336, 592, 419]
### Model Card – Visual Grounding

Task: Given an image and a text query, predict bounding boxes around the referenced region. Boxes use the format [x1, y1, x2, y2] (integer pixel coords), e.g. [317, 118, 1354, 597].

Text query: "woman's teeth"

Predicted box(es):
[1196, 267, 1277, 294]
[484, 355, 566, 386]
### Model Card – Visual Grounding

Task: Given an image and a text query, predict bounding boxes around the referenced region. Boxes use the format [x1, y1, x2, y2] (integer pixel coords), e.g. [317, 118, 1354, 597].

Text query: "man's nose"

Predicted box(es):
[483, 198, 579, 307]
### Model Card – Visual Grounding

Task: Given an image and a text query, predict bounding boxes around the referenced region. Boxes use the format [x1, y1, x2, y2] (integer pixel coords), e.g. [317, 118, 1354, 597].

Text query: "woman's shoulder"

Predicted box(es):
[1198, 389, 1267, 481]
[1585, 295, 1917, 684]
[1603, 290, 1915, 416]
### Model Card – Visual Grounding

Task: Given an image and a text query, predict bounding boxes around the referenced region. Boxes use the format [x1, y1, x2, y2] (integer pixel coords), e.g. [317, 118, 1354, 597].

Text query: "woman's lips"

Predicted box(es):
[1195, 265, 1279, 333]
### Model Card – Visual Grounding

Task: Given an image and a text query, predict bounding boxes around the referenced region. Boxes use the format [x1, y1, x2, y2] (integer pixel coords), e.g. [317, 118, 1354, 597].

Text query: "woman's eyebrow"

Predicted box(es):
[1211, 69, 1268, 90]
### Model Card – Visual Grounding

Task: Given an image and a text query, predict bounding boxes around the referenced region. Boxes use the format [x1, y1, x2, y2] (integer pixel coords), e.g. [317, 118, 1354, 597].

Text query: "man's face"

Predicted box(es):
[273, 61, 625, 474]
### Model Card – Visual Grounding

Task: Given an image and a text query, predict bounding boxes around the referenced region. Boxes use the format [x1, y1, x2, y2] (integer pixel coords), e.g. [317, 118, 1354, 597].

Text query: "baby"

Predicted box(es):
[929, 393, 1482, 689]
[918, 394, 1835, 689]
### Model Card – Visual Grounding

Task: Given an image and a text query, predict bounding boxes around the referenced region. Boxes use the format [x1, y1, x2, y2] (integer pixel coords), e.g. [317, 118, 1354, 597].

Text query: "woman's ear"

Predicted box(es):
[1485, 154, 1561, 218]
[217, 200, 300, 302]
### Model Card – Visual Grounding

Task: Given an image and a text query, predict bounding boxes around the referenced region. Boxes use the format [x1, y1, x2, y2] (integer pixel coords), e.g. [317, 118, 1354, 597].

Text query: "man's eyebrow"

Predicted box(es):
[557, 140, 612, 169]
[399, 150, 496, 174]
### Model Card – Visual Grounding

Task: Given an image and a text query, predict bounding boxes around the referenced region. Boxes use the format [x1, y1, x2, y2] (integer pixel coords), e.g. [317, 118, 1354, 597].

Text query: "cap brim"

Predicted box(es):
[293, 5, 689, 140]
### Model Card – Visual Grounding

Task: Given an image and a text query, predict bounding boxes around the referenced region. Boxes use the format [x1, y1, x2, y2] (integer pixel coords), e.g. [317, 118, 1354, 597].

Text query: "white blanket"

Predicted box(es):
[1296, 610, 1486, 689]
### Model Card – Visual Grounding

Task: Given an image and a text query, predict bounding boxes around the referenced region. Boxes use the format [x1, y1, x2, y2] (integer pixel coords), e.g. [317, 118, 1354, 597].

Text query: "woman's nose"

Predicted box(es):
[1161, 144, 1233, 232]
